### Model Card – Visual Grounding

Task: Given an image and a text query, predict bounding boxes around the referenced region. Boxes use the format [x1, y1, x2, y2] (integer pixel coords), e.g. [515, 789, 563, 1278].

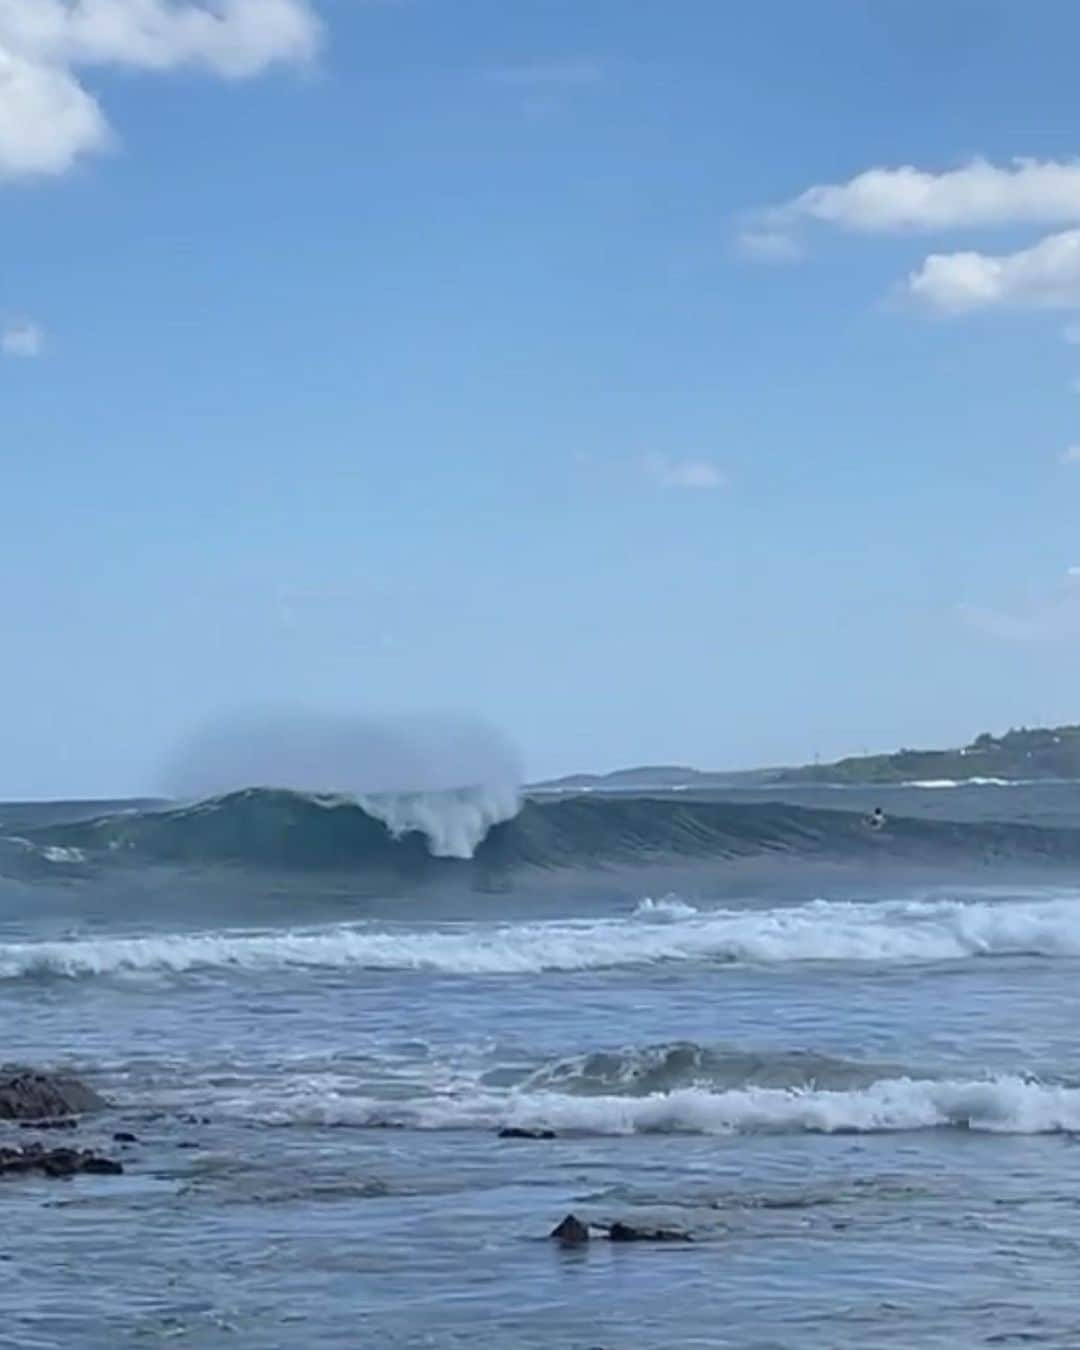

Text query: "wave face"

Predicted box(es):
[14, 786, 1080, 876]
[517, 1042, 908, 1096]
[4, 893, 1080, 979]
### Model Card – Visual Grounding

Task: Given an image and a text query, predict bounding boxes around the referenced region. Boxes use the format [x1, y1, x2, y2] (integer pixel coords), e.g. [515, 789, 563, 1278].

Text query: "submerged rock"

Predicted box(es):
[551, 1214, 590, 1245]
[606, 1221, 693, 1243]
[499, 1127, 557, 1140]
[0, 1144, 123, 1179]
[0, 1068, 106, 1122]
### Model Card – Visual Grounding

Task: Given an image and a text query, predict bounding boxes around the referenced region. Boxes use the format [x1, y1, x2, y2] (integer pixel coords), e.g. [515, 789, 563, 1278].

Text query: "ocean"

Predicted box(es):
[4, 779, 1080, 1348]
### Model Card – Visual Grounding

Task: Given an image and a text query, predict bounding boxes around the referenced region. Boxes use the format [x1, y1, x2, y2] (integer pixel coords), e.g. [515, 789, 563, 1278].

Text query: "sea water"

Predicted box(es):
[3, 782, 1080, 1348]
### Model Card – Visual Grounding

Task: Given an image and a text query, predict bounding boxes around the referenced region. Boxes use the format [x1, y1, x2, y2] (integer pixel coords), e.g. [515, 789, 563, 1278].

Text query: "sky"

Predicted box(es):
[7, 0, 1080, 796]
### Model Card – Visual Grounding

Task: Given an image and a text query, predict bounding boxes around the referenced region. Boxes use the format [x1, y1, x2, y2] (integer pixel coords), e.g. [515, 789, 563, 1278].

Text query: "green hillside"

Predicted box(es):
[774, 725, 1080, 784]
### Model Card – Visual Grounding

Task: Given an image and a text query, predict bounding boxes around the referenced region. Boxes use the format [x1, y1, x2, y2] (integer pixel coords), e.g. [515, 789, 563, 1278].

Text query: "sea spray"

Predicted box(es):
[157, 709, 522, 858]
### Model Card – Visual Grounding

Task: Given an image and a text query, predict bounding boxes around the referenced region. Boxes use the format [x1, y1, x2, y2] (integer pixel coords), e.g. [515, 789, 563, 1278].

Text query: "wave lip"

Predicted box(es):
[5, 894, 1080, 980]
[356, 784, 520, 858]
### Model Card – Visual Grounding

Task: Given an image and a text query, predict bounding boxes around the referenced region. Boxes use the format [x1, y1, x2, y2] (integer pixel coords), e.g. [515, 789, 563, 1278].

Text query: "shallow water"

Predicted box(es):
[4, 784, 1080, 1347]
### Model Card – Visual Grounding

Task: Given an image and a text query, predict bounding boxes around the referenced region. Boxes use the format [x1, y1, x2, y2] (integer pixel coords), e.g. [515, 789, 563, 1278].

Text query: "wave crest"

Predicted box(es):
[356, 784, 520, 858]
[21, 788, 1080, 875]
[5, 894, 1080, 979]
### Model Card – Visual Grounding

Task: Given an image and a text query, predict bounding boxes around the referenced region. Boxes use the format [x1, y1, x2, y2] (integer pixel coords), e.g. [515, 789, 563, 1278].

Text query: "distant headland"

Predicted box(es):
[534, 725, 1080, 790]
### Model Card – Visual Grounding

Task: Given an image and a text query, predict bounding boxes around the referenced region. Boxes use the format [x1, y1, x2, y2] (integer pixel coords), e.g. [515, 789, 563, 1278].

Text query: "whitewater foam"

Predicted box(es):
[356, 784, 520, 859]
[5, 894, 1080, 979]
[238, 1075, 1080, 1136]
[633, 895, 700, 920]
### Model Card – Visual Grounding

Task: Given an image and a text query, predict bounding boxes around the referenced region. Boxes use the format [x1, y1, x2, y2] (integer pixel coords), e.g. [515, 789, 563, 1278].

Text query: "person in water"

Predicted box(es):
[866, 807, 886, 831]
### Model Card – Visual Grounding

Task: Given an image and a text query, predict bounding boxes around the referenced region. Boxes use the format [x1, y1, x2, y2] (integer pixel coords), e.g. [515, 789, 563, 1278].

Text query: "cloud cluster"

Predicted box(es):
[908, 229, 1080, 313]
[0, 0, 321, 179]
[745, 157, 1080, 313]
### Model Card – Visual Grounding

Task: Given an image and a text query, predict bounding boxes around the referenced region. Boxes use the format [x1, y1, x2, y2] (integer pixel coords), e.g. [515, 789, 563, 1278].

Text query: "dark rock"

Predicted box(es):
[0, 1145, 123, 1180]
[606, 1221, 693, 1243]
[551, 1214, 590, 1245]
[39, 1151, 80, 1179]
[499, 1127, 557, 1140]
[81, 1156, 124, 1175]
[113, 1132, 138, 1144]
[0, 1067, 107, 1122]
[19, 1117, 78, 1132]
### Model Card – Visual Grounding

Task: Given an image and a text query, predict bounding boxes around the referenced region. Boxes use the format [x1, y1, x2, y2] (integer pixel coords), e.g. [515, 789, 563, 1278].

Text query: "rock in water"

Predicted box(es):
[0, 1145, 124, 1179]
[498, 1127, 557, 1140]
[550, 1214, 590, 1246]
[0, 1068, 107, 1122]
[606, 1221, 693, 1243]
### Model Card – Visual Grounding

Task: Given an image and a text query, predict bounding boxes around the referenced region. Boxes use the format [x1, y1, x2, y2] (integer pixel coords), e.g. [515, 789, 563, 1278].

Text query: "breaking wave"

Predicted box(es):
[14, 785, 1080, 875]
[5, 893, 1080, 979]
[238, 1074, 1080, 1137]
[517, 1042, 907, 1096]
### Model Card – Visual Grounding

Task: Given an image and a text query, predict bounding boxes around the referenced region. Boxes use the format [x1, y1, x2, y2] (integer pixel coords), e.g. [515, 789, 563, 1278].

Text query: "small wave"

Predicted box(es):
[519, 1042, 899, 1096]
[39, 845, 87, 864]
[633, 895, 699, 920]
[5, 894, 1080, 979]
[241, 1075, 1080, 1136]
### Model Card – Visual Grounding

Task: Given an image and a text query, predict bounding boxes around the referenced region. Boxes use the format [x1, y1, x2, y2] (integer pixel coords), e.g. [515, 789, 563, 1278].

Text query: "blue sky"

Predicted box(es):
[7, 0, 1080, 795]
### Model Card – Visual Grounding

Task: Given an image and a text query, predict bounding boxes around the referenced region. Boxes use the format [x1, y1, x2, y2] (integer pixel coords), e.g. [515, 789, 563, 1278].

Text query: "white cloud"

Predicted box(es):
[906, 229, 1080, 313]
[0, 0, 321, 179]
[734, 229, 804, 264]
[641, 453, 725, 491]
[1, 319, 44, 356]
[742, 158, 1080, 266]
[1060, 444, 1080, 464]
[766, 158, 1080, 236]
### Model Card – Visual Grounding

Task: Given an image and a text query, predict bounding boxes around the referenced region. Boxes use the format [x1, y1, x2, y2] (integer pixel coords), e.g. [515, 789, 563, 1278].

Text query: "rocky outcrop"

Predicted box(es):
[0, 1068, 107, 1122]
[551, 1214, 590, 1245]
[0, 1144, 123, 1179]
[499, 1127, 556, 1140]
[550, 1214, 693, 1244]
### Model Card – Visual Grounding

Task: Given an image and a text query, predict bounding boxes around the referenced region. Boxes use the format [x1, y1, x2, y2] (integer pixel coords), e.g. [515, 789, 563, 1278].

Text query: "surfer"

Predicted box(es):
[865, 807, 886, 832]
